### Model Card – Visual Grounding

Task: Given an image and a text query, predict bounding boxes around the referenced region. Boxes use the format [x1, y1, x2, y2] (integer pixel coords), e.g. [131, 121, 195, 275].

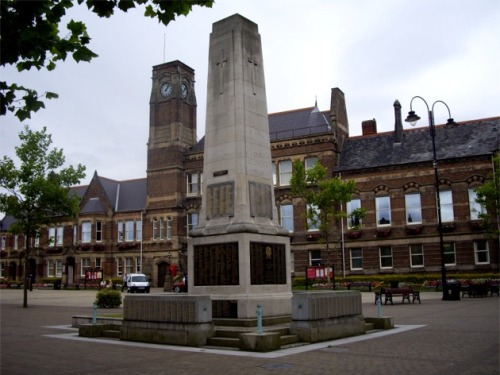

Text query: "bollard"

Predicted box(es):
[376, 294, 382, 319]
[92, 303, 97, 325]
[256, 304, 263, 334]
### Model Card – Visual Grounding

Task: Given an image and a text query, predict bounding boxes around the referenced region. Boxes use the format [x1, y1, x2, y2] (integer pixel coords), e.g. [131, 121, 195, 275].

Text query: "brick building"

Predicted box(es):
[1, 60, 498, 286]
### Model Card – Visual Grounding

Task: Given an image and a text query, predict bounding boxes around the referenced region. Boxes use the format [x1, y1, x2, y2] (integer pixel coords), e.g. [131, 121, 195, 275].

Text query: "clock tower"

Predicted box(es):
[147, 60, 197, 209]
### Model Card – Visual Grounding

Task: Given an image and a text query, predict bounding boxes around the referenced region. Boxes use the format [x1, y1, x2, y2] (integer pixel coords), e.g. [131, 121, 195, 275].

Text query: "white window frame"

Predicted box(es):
[305, 156, 318, 172]
[153, 219, 158, 240]
[73, 225, 77, 245]
[410, 244, 424, 268]
[125, 257, 134, 275]
[474, 240, 490, 265]
[95, 221, 102, 242]
[272, 162, 277, 185]
[405, 193, 422, 224]
[439, 190, 454, 223]
[187, 212, 198, 234]
[347, 199, 362, 229]
[136, 219, 142, 241]
[117, 258, 123, 276]
[56, 260, 63, 277]
[48, 227, 56, 247]
[81, 221, 91, 243]
[166, 217, 172, 240]
[160, 217, 165, 240]
[47, 259, 55, 277]
[280, 204, 294, 233]
[56, 225, 64, 246]
[135, 257, 141, 273]
[81, 258, 91, 277]
[117, 221, 124, 242]
[468, 188, 486, 220]
[379, 246, 393, 269]
[309, 250, 321, 266]
[14, 235, 18, 250]
[279, 160, 292, 186]
[95, 258, 102, 269]
[307, 204, 320, 231]
[125, 220, 134, 242]
[350, 248, 363, 270]
[187, 172, 202, 196]
[376, 196, 391, 227]
[443, 243, 456, 266]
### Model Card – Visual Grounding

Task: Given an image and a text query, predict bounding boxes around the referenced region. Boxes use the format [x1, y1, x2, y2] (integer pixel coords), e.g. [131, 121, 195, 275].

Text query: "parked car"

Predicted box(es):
[126, 273, 150, 293]
[173, 277, 187, 293]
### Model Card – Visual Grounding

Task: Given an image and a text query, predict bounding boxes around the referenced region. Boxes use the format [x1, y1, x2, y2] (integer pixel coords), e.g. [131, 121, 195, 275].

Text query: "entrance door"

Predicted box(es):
[157, 262, 168, 288]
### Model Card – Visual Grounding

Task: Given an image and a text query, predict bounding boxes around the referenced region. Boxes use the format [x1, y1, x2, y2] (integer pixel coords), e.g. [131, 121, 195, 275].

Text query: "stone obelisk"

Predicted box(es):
[188, 14, 292, 319]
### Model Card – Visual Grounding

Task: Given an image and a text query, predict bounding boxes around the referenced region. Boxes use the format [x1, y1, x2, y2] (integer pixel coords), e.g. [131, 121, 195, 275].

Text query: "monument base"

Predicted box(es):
[188, 232, 292, 319]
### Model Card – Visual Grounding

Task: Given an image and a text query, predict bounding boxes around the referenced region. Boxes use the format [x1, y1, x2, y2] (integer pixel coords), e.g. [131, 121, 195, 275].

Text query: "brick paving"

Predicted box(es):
[1, 288, 498, 375]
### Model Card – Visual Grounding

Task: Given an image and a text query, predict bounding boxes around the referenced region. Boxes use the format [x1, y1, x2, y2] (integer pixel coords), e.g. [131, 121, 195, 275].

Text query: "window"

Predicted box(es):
[95, 258, 102, 269]
[405, 193, 422, 224]
[117, 258, 123, 276]
[136, 257, 141, 273]
[96, 221, 102, 242]
[56, 260, 63, 277]
[125, 257, 134, 275]
[280, 204, 294, 232]
[350, 248, 363, 270]
[376, 196, 391, 226]
[309, 250, 321, 266]
[117, 221, 124, 242]
[188, 213, 198, 233]
[279, 160, 292, 186]
[47, 260, 55, 277]
[474, 240, 489, 264]
[48, 227, 56, 247]
[307, 204, 320, 231]
[1, 237, 5, 250]
[81, 258, 91, 277]
[272, 162, 277, 185]
[347, 199, 362, 229]
[187, 172, 202, 195]
[410, 244, 424, 267]
[305, 156, 318, 172]
[439, 190, 454, 222]
[34, 233, 40, 247]
[0, 262, 4, 278]
[443, 243, 456, 266]
[56, 226, 64, 246]
[73, 225, 77, 245]
[153, 219, 158, 240]
[166, 217, 172, 240]
[469, 188, 486, 220]
[82, 222, 91, 243]
[136, 219, 142, 241]
[125, 220, 134, 242]
[379, 246, 393, 268]
[14, 235, 18, 250]
[160, 218, 165, 240]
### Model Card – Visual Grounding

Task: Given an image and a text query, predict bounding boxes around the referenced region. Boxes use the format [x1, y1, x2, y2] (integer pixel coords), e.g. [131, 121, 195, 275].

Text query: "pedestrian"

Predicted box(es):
[121, 274, 127, 292]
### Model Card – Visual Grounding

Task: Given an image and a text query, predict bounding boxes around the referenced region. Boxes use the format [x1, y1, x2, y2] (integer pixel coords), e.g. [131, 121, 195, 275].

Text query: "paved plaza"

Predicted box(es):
[1, 288, 498, 375]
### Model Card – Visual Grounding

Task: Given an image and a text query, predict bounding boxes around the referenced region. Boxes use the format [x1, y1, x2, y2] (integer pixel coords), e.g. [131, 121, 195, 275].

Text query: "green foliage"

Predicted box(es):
[40, 277, 62, 285]
[95, 288, 122, 308]
[474, 155, 500, 237]
[0, 125, 85, 307]
[0, 0, 214, 120]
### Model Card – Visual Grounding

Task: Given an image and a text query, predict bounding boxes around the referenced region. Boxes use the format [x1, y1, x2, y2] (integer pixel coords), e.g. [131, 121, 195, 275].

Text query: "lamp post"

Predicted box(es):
[405, 96, 456, 301]
[140, 209, 145, 273]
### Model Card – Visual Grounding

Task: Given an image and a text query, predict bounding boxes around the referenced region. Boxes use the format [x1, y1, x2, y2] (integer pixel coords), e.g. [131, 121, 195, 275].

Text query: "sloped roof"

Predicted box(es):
[187, 106, 332, 154]
[336, 117, 499, 172]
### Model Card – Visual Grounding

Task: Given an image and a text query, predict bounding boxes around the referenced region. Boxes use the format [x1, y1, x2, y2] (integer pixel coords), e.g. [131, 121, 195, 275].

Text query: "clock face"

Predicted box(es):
[181, 84, 188, 98]
[160, 83, 172, 97]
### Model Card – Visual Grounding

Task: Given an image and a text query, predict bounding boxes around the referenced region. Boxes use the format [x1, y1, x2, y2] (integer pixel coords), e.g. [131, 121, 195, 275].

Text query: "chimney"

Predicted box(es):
[362, 119, 377, 135]
[394, 100, 403, 143]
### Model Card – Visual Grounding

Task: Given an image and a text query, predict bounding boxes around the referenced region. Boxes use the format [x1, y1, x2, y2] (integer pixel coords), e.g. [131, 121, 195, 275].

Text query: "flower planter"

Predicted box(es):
[376, 229, 392, 238]
[346, 230, 362, 239]
[406, 226, 423, 235]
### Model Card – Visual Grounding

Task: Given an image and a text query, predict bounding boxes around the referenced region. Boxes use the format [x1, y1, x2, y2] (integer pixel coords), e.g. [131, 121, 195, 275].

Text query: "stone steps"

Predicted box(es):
[102, 329, 121, 339]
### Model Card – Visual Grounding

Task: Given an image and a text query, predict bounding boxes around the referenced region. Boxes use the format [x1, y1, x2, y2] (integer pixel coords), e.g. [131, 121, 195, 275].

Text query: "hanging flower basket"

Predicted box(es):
[346, 230, 363, 239]
[469, 220, 484, 231]
[307, 233, 320, 241]
[118, 242, 138, 250]
[441, 223, 456, 233]
[93, 244, 105, 251]
[376, 228, 392, 238]
[406, 226, 423, 235]
[79, 244, 91, 251]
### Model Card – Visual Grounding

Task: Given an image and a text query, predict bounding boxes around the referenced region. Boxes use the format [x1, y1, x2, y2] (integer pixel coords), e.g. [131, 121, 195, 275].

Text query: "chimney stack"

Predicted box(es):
[362, 119, 377, 135]
[394, 100, 403, 143]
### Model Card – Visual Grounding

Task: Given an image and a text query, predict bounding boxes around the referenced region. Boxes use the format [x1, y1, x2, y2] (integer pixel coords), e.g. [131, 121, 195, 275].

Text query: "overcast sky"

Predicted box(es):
[1, 0, 499, 186]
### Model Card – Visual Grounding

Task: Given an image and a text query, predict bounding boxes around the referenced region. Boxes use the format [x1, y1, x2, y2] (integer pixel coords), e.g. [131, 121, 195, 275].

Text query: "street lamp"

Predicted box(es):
[405, 96, 456, 301]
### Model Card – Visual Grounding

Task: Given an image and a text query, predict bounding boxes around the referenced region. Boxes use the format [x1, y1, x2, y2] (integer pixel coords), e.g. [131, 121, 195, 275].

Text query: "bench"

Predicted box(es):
[375, 287, 421, 305]
[347, 281, 373, 291]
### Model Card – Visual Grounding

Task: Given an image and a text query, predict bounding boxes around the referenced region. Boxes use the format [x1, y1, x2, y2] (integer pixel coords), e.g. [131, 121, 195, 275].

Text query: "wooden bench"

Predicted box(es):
[347, 281, 373, 291]
[375, 287, 421, 305]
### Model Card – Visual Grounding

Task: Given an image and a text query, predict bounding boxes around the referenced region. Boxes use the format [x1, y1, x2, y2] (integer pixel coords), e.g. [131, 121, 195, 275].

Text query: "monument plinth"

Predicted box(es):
[188, 14, 292, 319]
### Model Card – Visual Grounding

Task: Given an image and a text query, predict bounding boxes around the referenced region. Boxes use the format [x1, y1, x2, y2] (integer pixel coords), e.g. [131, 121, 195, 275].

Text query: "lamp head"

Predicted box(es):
[405, 111, 420, 126]
[446, 118, 456, 127]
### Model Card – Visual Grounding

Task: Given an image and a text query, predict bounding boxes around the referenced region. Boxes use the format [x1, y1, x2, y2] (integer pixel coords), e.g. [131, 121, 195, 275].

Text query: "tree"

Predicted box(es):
[0, 125, 86, 307]
[289, 159, 356, 286]
[474, 154, 500, 237]
[1, 0, 214, 120]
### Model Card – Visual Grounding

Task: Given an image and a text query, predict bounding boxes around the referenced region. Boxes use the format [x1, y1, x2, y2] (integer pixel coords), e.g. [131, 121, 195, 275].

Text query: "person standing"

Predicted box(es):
[121, 274, 127, 292]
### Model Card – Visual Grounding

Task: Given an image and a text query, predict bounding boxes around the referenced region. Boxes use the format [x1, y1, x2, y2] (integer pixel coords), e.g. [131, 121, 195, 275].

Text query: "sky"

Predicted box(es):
[1, 0, 499, 186]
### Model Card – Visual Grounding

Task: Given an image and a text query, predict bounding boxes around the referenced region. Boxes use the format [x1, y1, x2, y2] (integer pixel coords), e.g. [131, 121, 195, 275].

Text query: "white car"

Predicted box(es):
[126, 273, 150, 293]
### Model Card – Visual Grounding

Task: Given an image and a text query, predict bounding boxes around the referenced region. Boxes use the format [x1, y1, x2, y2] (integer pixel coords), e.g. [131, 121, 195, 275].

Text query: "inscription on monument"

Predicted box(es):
[206, 182, 234, 219]
[249, 181, 272, 219]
